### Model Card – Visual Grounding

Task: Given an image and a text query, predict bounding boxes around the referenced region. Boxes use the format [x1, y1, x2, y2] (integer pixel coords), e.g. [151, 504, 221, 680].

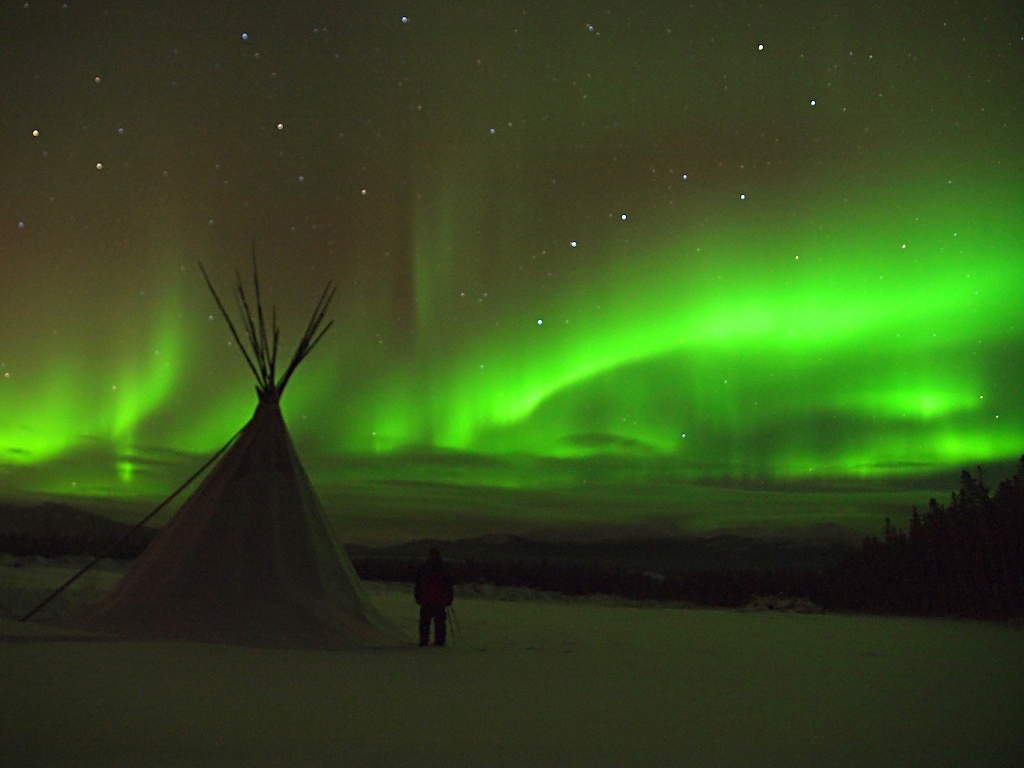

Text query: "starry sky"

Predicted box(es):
[1, 1, 1022, 541]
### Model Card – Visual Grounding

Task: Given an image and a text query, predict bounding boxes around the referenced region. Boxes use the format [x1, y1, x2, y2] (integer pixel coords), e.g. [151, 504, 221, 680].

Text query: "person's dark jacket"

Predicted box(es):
[414, 551, 454, 609]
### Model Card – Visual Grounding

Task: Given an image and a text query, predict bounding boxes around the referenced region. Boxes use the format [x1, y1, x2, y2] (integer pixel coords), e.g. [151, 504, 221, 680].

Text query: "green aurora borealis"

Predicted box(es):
[1, 2, 1021, 538]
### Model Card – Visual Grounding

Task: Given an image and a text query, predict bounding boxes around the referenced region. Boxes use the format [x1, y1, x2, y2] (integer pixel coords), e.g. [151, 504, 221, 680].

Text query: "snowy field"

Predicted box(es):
[1, 559, 1022, 767]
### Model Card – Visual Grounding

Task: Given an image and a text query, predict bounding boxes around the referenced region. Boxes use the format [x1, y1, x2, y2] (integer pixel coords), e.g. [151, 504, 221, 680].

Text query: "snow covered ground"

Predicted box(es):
[1, 559, 1022, 767]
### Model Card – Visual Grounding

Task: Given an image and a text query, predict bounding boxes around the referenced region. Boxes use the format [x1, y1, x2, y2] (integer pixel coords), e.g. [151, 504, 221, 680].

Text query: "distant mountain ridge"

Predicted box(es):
[1, 501, 858, 573]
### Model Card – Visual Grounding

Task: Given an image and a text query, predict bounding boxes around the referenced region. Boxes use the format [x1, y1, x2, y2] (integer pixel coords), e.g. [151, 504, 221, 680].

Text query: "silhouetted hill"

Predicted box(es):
[0, 502, 154, 558]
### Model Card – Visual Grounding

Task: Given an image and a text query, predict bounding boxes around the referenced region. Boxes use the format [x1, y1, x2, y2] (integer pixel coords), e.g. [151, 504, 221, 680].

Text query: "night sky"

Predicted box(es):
[2, 2, 1021, 540]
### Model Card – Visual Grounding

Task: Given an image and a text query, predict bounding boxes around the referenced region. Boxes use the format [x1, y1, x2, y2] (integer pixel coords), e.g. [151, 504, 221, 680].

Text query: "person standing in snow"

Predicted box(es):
[414, 547, 454, 647]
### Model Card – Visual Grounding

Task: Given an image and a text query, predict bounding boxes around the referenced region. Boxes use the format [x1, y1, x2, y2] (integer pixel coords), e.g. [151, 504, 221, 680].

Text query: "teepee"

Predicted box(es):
[76, 260, 407, 648]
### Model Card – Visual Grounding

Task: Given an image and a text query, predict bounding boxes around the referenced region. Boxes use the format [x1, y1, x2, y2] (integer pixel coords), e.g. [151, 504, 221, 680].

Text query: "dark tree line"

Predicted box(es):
[841, 457, 1024, 619]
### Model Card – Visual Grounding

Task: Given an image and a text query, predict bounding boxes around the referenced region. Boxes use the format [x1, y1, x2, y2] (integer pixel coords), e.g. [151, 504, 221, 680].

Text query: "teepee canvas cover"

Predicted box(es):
[76, 262, 406, 648]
